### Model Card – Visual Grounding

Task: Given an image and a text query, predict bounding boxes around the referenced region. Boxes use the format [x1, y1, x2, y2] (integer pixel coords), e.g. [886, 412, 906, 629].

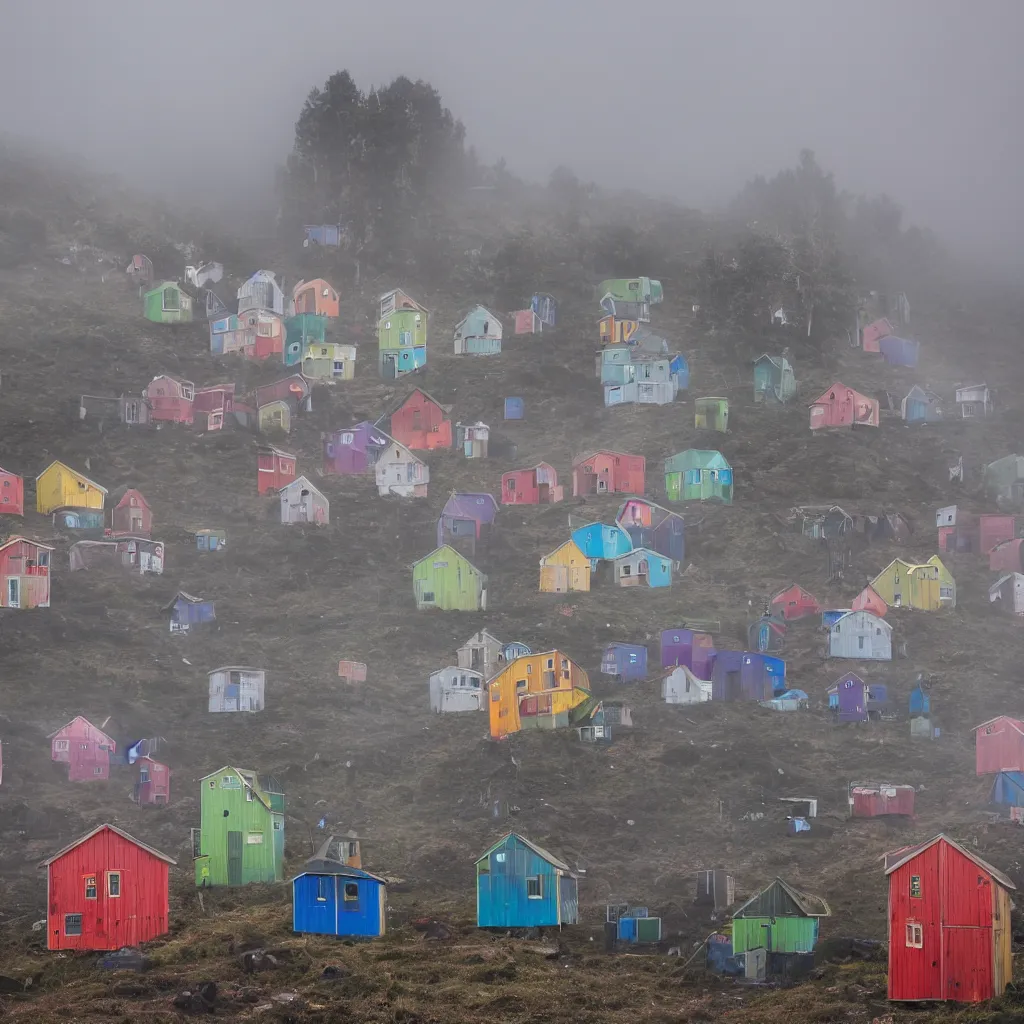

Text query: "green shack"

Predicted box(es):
[144, 281, 194, 324]
[753, 354, 797, 404]
[193, 766, 285, 887]
[284, 313, 328, 366]
[694, 397, 730, 432]
[599, 277, 663, 305]
[664, 449, 733, 504]
[730, 877, 830, 954]
[412, 544, 488, 611]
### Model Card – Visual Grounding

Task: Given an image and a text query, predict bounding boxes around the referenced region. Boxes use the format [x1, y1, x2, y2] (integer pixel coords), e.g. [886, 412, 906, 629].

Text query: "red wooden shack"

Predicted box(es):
[808, 383, 880, 430]
[979, 514, 1016, 556]
[501, 462, 565, 505]
[256, 445, 297, 495]
[389, 389, 453, 451]
[990, 538, 1024, 574]
[850, 783, 915, 817]
[133, 755, 170, 805]
[861, 317, 893, 353]
[49, 716, 117, 781]
[770, 583, 821, 621]
[0, 536, 53, 609]
[572, 450, 646, 497]
[109, 487, 152, 537]
[851, 584, 888, 617]
[0, 466, 24, 516]
[41, 823, 175, 951]
[144, 375, 194, 424]
[255, 374, 310, 411]
[885, 834, 1015, 1002]
[975, 716, 1024, 775]
[193, 383, 235, 432]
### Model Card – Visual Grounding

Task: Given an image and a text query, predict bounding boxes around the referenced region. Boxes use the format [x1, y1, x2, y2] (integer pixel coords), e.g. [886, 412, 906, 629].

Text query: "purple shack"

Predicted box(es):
[710, 651, 786, 701]
[660, 628, 715, 677]
[322, 421, 391, 476]
[600, 642, 648, 682]
[436, 493, 499, 556]
[826, 672, 889, 722]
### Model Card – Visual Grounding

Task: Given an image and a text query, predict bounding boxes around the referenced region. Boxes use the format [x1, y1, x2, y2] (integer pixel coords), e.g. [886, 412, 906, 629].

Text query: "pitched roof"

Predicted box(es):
[476, 831, 575, 875]
[974, 716, 1024, 735]
[109, 485, 150, 508]
[40, 823, 176, 867]
[47, 715, 114, 744]
[831, 609, 891, 631]
[281, 474, 325, 496]
[36, 460, 108, 494]
[572, 450, 642, 467]
[733, 877, 830, 918]
[163, 590, 208, 609]
[199, 765, 273, 809]
[256, 443, 296, 459]
[0, 535, 54, 554]
[883, 833, 1015, 889]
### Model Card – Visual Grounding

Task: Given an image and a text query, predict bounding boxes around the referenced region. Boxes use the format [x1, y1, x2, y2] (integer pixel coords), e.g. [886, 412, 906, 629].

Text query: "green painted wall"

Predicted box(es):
[412, 545, 486, 610]
[144, 283, 193, 324]
[194, 768, 284, 886]
[379, 309, 426, 350]
[732, 916, 818, 953]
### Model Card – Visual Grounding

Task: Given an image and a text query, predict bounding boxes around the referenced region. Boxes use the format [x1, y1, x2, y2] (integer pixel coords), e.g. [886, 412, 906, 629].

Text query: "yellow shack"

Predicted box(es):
[870, 555, 956, 610]
[35, 460, 107, 515]
[488, 650, 590, 739]
[539, 540, 591, 593]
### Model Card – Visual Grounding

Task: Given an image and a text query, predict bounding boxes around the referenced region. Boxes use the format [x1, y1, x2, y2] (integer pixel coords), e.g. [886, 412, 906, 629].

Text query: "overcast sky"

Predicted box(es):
[3, 0, 1022, 265]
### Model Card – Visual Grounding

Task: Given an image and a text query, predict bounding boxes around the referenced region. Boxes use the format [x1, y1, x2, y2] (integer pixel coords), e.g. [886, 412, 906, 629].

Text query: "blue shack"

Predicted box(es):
[532, 293, 558, 328]
[879, 336, 919, 368]
[571, 522, 633, 569]
[193, 529, 226, 551]
[292, 836, 387, 938]
[165, 591, 215, 633]
[901, 386, 943, 423]
[501, 641, 532, 662]
[600, 642, 648, 682]
[476, 832, 579, 929]
[908, 684, 931, 716]
[504, 397, 524, 420]
[990, 772, 1024, 809]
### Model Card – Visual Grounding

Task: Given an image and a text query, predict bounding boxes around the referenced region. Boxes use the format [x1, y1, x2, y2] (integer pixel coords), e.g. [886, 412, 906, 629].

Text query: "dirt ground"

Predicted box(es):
[2, 152, 1024, 1021]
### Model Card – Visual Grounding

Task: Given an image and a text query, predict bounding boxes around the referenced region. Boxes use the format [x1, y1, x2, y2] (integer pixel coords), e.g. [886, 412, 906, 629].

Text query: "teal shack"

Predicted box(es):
[731, 877, 830, 954]
[664, 450, 733, 504]
[292, 836, 386, 938]
[284, 314, 328, 366]
[476, 832, 579, 929]
[753, 354, 797, 404]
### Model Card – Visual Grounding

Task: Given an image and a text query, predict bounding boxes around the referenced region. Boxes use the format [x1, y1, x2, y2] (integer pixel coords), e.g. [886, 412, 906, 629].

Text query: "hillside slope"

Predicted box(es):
[2, 151, 1024, 1022]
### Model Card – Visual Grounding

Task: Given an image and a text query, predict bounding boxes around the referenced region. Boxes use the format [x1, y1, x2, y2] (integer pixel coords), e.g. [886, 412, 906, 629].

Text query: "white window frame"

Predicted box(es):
[905, 922, 923, 948]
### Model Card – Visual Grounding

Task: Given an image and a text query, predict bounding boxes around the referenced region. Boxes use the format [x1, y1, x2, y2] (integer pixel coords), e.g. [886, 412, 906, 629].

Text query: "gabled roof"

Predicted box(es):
[47, 715, 114, 744]
[281, 474, 325, 496]
[573, 449, 643, 467]
[415, 544, 483, 572]
[36, 460, 108, 494]
[733, 877, 830, 919]
[753, 353, 791, 369]
[256, 443, 296, 459]
[664, 449, 730, 471]
[379, 437, 425, 463]
[199, 765, 273, 809]
[442, 491, 499, 515]
[163, 590, 208, 609]
[883, 833, 1015, 890]
[208, 666, 263, 675]
[394, 387, 452, 414]
[808, 381, 872, 406]
[832, 609, 891, 631]
[40, 823, 177, 868]
[974, 715, 1024, 735]
[475, 831, 574, 875]
[615, 497, 682, 522]
[0, 534, 54, 554]
[109, 486, 150, 509]
[460, 628, 502, 647]
[990, 572, 1024, 597]
[614, 546, 670, 563]
[540, 538, 587, 562]
[771, 583, 818, 603]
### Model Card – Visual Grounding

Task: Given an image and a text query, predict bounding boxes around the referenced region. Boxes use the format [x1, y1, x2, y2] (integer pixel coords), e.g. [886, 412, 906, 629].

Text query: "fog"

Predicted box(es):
[3, 0, 1022, 266]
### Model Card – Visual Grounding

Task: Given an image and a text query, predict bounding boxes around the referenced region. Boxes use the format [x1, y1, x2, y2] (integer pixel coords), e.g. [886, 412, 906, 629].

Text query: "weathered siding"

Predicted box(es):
[732, 916, 817, 954]
[476, 835, 570, 928]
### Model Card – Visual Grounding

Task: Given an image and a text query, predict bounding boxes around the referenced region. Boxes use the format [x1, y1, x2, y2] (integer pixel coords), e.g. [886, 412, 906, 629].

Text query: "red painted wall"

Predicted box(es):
[979, 516, 1016, 556]
[576, 452, 645, 495]
[111, 490, 152, 536]
[888, 840, 999, 1001]
[257, 451, 297, 495]
[989, 539, 1024, 573]
[0, 471, 24, 515]
[771, 586, 820, 620]
[976, 718, 1024, 775]
[47, 827, 170, 950]
[851, 786, 915, 817]
[501, 469, 539, 505]
[391, 391, 452, 451]
[0, 538, 51, 608]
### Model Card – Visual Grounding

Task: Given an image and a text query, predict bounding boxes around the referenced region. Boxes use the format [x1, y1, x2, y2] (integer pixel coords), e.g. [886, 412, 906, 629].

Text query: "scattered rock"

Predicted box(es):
[272, 991, 302, 1005]
[240, 948, 279, 973]
[319, 965, 347, 982]
[172, 980, 217, 1013]
[96, 947, 150, 972]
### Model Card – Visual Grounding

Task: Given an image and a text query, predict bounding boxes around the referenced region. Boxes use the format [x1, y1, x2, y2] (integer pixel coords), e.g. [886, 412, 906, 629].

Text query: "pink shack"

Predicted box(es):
[809, 383, 879, 430]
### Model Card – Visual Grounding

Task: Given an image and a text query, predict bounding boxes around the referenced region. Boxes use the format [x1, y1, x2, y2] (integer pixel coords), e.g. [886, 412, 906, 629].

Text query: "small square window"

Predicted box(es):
[343, 882, 359, 904]
[526, 876, 542, 899]
[64, 913, 83, 936]
[107, 872, 121, 897]
[84, 876, 97, 899]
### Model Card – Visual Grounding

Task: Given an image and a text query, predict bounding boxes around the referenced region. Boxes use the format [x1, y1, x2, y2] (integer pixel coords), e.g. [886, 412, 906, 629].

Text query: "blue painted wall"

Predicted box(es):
[572, 523, 633, 564]
[292, 872, 385, 937]
[476, 835, 577, 928]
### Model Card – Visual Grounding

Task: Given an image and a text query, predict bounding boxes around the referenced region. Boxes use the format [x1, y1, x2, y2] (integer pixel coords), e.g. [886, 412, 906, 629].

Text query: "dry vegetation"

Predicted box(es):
[1, 149, 1024, 1021]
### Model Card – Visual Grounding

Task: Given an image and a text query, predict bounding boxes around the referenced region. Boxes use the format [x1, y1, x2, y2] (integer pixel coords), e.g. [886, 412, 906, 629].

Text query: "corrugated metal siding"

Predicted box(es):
[476, 835, 564, 928]
[47, 830, 169, 950]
